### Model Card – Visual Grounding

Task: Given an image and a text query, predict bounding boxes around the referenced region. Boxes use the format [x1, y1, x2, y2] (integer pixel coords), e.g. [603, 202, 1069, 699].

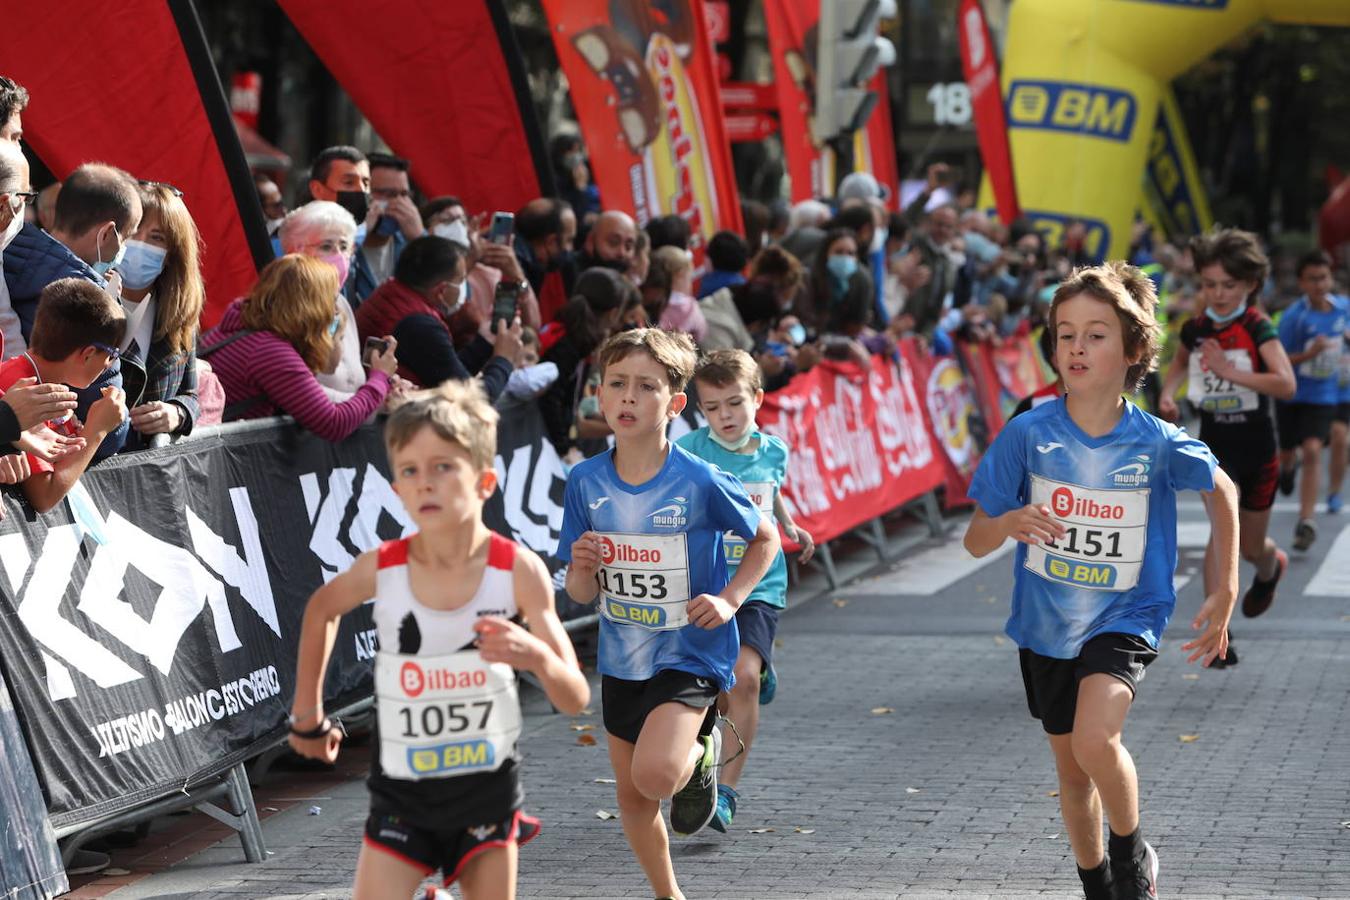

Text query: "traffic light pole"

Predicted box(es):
[830, 133, 856, 197]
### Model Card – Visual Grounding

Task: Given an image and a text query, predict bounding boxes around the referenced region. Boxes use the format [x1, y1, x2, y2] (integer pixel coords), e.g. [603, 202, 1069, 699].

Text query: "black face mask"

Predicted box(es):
[548, 248, 576, 273]
[580, 251, 630, 276]
[335, 190, 370, 224]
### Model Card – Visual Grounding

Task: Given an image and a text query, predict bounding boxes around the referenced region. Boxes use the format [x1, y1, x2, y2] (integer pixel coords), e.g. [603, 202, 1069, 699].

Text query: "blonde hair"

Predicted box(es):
[1049, 261, 1161, 391]
[241, 255, 340, 372]
[694, 348, 762, 394]
[650, 245, 693, 282]
[139, 183, 205, 354]
[597, 327, 698, 392]
[384, 380, 499, 470]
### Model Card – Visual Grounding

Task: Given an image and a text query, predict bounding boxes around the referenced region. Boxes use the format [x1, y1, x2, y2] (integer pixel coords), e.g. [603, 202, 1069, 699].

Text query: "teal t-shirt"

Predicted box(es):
[676, 428, 790, 608]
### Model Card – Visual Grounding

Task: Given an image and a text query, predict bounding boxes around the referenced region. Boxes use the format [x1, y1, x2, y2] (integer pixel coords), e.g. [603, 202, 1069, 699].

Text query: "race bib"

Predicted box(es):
[1299, 337, 1341, 380]
[375, 650, 521, 781]
[723, 481, 774, 566]
[1023, 475, 1150, 592]
[597, 532, 692, 630]
[1187, 350, 1257, 413]
[1339, 343, 1350, 387]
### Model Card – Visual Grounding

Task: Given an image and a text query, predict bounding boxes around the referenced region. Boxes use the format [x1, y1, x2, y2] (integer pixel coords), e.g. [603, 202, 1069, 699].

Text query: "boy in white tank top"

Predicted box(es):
[288, 381, 590, 900]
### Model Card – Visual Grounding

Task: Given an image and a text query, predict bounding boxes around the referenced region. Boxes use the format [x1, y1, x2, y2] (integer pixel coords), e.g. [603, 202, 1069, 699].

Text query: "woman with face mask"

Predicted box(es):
[114, 181, 204, 450]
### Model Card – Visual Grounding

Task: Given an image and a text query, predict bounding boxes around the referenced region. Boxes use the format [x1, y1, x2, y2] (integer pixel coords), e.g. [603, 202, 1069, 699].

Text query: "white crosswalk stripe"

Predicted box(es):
[1305, 523, 1350, 597]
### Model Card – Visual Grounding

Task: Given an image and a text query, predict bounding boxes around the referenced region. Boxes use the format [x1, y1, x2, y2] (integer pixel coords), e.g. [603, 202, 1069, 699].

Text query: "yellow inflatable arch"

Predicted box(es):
[1001, 0, 1350, 260]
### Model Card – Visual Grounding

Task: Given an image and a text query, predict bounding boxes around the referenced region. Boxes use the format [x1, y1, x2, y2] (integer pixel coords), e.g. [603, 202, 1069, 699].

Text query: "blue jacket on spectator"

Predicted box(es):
[3, 223, 129, 460]
[345, 231, 407, 308]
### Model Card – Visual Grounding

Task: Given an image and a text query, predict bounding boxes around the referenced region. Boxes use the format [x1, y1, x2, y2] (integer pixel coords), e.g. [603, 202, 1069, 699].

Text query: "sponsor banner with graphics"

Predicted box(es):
[1142, 86, 1213, 242]
[542, 0, 742, 268]
[0, 402, 569, 828]
[958, 0, 1020, 225]
[958, 340, 1009, 436]
[756, 352, 942, 543]
[0, 671, 65, 898]
[900, 339, 988, 507]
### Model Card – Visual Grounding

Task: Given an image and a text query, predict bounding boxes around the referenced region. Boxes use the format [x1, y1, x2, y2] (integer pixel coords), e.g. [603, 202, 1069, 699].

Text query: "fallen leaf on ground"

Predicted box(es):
[905, 787, 921, 794]
[794, 827, 815, 834]
[1047, 833, 1061, 840]
[1341, 616, 1350, 623]
[871, 707, 895, 715]
[593, 777, 616, 784]
[1339, 821, 1350, 829]
[832, 598, 849, 608]
[104, 868, 131, 876]
[578, 707, 594, 716]
[993, 635, 1007, 646]
[576, 734, 598, 746]
[1182, 674, 1200, 681]
[774, 639, 784, 648]
[1047, 790, 1059, 797]
[595, 810, 618, 820]
[1178, 734, 1200, 743]
[983, 596, 997, 604]
[570, 723, 596, 732]
[748, 828, 775, 834]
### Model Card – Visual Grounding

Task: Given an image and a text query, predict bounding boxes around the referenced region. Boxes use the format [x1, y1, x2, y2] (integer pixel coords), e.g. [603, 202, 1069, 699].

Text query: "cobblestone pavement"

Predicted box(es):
[109, 503, 1350, 899]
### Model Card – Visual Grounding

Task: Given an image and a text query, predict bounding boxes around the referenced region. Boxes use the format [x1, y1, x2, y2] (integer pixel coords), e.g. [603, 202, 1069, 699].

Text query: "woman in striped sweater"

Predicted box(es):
[200, 255, 397, 441]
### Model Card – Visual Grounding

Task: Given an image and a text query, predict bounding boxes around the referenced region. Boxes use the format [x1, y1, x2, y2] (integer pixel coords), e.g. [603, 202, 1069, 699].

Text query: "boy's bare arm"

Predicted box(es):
[720, 517, 781, 607]
[22, 387, 126, 514]
[564, 531, 602, 604]
[773, 491, 814, 562]
[964, 504, 1066, 558]
[1182, 468, 1239, 667]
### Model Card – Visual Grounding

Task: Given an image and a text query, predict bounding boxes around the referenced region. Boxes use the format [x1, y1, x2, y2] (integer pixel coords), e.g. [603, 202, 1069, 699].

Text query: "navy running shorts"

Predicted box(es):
[1018, 633, 1158, 735]
[734, 600, 780, 669]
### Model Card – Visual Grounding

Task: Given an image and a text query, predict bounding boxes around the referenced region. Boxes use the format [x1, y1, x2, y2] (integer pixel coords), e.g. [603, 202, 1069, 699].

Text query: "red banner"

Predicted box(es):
[7, 0, 266, 327]
[958, 340, 1007, 436]
[541, 0, 741, 268]
[957, 0, 1020, 224]
[758, 353, 942, 544]
[279, 1, 549, 218]
[900, 341, 984, 507]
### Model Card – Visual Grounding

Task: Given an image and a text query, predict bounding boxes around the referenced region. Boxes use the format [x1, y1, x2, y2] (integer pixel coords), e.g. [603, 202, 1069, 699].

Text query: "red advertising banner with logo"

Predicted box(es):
[900, 340, 985, 508]
[757, 353, 942, 544]
[957, 0, 1020, 224]
[958, 339, 1008, 435]
[763, 0, 900, 205]
[542, 0, 742, 268]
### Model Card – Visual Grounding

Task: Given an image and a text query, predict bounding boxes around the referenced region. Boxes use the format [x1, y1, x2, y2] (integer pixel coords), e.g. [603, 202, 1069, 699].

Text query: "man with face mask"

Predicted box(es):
[578, 209, 638, 275]
[306, 145, 379, 306]
[515, 197, 577, 322]
[3, 161, 140, 460]
[354, 235, 520, 401]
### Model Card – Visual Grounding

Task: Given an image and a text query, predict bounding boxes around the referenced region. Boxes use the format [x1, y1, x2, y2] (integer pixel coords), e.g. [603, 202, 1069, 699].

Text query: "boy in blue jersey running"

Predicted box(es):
[964, 262, 1239, 900]
[676, 349, 816, 833]
[558, 328, 780, 900]
[1276, 251, 1349, 548]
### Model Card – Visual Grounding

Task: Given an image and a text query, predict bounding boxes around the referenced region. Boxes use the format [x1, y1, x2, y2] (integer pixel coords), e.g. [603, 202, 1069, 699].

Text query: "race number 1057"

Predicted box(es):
[398, 701, 494, 739]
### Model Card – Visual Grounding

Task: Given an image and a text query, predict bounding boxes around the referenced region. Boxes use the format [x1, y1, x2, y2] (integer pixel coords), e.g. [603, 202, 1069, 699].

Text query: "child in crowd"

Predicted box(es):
[1275, 250, 1349, 549]
[0, 278, 128, 512]
[288, 381, 589, 900]
[964, 262, 1239, 900]
[676, 349, 815, 832]
[558, 328, 779, 900]
[1158, 230, 1295, 663]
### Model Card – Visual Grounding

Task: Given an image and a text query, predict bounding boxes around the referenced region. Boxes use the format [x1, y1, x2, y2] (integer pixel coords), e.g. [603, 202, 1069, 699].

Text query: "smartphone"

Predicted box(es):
[362, 336, 389, 367]
[492, 284, 518, 331]
[489, 211, 515, 245]
[765, 341, 789, 358]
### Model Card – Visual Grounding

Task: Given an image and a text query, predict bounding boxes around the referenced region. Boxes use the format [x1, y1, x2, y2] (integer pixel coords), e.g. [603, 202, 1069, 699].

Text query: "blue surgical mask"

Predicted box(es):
[375, 214, 401, 238]
[827, 254, 858, 283]
[1205, 302, 1245, 325]
[117, 239, 168, 290]
[92, 225, 126, 277]
[787, 323, 807, 346]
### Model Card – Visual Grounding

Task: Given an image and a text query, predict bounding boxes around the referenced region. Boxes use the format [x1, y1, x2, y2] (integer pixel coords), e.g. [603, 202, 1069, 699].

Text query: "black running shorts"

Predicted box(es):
[1335, 402, 1350, 426]
[602, 669, 719, 745]
[1214, 449, 1280, 512]
[1018, 633, 1158, 736]
[1277, 401, 1335, 449]
[363, 808, 539, 886]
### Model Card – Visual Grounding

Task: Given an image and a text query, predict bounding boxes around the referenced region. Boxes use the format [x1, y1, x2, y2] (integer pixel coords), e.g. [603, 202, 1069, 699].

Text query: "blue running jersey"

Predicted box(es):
[676, 428, 790, 609]
[1278, 295, 1349, 405]
[557, 444, 762, 690]
[969, 397, 1217, 659]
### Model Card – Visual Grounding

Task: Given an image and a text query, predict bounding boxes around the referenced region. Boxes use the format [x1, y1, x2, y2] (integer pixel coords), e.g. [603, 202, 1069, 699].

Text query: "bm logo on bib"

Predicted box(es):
[1007, 81, 1137, 142]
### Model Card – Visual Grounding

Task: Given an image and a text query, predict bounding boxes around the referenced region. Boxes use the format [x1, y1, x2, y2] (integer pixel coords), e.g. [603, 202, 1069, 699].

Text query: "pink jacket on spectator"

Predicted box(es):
[200, 299, 388, 442]
[660, 291, 708, 343]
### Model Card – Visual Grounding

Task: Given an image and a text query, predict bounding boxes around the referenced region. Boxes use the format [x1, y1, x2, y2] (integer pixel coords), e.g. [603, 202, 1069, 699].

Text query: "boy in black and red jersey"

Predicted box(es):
[1160, 229, 1296, 665]
[288, 381, 589, 900]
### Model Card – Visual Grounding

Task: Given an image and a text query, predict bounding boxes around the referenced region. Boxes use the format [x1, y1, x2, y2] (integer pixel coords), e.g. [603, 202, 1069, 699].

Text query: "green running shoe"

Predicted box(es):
[669, 729, 721, 836]
[759, 663, 777, 705]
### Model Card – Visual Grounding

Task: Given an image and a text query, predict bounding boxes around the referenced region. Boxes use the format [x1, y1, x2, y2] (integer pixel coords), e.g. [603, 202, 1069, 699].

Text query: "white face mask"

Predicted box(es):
[432, 220, 469, 248]
[0, 197, 24, 251]
[442, 280, 465, 315]
[870, 225, 888, 255]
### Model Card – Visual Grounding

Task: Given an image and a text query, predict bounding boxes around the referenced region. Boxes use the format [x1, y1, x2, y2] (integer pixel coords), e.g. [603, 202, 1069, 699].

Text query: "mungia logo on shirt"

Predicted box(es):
[648, 497, 689, 528]
[1106, 454, 1151, 486]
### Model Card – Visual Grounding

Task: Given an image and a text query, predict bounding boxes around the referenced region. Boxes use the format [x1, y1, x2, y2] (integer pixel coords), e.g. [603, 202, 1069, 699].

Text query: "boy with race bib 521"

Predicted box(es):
[964, 262, 1239, 900]
[559, 328, 779, 900]
[1158, 229, 1295, 662]
[287, 382, 590, 900]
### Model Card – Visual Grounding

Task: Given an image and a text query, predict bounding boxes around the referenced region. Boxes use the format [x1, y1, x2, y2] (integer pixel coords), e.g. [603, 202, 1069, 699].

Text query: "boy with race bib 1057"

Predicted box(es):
[964, 262, 1239, 900]
[676, 348, 816, 833]
[287, 382, 590, 900]
[558, 328, 779, 900]
[1158, 229, 1295, 665]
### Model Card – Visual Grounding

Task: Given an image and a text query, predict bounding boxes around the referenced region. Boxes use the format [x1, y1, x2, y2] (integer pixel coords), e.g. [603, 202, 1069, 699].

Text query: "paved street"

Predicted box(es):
[103, 498, 1350, 899]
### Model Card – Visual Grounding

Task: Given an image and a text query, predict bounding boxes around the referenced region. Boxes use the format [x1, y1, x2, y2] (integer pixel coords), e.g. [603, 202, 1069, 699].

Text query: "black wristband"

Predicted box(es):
[288, 717, 340, 740]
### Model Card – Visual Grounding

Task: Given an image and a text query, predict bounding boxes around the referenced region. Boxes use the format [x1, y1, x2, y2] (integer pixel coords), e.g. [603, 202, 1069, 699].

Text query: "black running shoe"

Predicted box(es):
[1241, 548, 1287, 618]
[1293, 518, 1317, 552]
[1278, 463, 1298, 497]
[1112, 841, 1159, 899]
[669, 729, 721, 836]
[1208, 631, 1239, 669]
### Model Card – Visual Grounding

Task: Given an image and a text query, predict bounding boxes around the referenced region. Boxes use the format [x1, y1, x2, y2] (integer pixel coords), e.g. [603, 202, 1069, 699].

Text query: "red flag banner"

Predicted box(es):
[541, 0, 742, 268]
[7, 0, 268, 326]
[958, 339, 1008, 436]
[957, 0, 1020, 224]
[861, 72, 901, 208]
[758, 354, 942, 543]
[901, 341, 985, 507]
[278, 0, 550, 216]
[991, 335, 1049, 405]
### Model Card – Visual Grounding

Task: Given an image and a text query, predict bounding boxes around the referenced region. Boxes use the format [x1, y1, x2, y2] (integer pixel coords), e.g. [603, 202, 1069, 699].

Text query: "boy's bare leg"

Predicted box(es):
[1069, 674, 1139, 837]
[1238, 507, 1278, 578]
[1330, 421, 1348, 499]
[459, 844, 517, 900]
[352, 841, 428, 900]
[1300, 438, 1323, 521]
[608, 733, 683, 900]
[1047, 732, 1104, 869]
[719, 646, 763, 788]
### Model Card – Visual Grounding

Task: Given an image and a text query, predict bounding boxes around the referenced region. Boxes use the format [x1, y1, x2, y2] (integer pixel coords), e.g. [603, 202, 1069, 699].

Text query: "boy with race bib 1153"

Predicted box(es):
[964, 262, 1239, 900]
[1158, 229, 1295, 661]
[559, 328, 779, 900]
[288, 382, 590, 900]
[676, 348, 815, 833]
[1276, 250, 1349, 549]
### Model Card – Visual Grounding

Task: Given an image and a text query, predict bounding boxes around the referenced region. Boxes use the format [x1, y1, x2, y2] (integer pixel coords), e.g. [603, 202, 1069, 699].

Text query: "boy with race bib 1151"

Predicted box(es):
[1158, 229, 1295, 662]
[558, 328, 779, 900]
[1275, 250, 1349, 549]
[288, 382, 590, 900]
[964, 262, 1239, 900]
[676, 348, 816, 833]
